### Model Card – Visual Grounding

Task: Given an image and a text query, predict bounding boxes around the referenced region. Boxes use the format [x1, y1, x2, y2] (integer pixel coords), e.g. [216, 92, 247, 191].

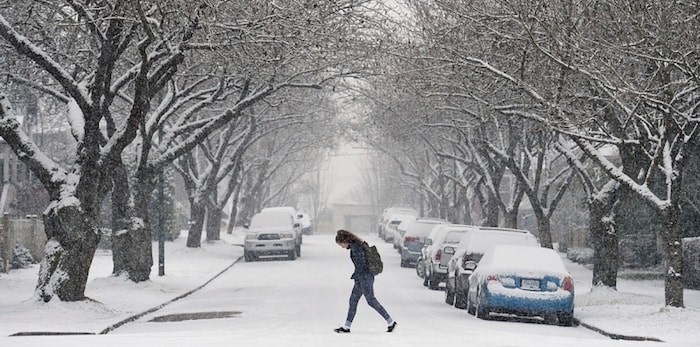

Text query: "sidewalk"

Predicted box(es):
[565, 257, 700, 345]
[0, 231, 244, 336]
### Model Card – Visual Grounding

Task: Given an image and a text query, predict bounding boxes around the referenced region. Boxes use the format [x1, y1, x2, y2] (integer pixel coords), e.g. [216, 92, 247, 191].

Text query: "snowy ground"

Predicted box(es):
[0, 230, 698, 347]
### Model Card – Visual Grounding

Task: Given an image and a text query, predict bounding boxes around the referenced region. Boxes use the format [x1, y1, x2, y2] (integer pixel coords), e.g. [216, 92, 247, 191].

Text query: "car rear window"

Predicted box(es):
[444, 231, 464, 243]
[405, 222, 444, 238]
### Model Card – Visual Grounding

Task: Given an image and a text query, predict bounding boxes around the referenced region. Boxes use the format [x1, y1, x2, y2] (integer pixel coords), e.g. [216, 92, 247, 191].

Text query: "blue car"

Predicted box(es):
[466, 245, 575, 326]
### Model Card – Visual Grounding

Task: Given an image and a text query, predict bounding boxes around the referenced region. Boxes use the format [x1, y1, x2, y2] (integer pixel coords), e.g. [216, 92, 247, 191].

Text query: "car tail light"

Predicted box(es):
[487, 274, 499, 282]
[562, 276, 574, 293]
[404, 236, 419, 243]
[435, 250, 442, 261]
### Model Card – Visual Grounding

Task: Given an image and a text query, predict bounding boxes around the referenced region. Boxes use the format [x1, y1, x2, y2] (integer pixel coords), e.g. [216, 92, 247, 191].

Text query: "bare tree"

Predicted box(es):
[0, 1, 208, 301]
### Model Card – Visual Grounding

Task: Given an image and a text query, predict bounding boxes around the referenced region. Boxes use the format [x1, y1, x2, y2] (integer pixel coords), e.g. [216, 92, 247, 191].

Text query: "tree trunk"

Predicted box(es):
[111, 161, 137, 278]
[589, 186, 619, 288]
[119, 177, 156, 281]
[206, 206, 222, 241]
[186, 199, 206, 247]
[661, 203, 684, 307]
[483, 193, 500, 227]
[503, 208, 518, 229]
[36, 205, 101, 302]
[535, 212, 553, 249]
[226, 186, 241, 234]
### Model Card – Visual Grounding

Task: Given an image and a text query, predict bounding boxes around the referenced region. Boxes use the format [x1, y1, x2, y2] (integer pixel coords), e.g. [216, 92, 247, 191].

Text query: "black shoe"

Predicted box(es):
[387, 321, 397, 332]
[334, 327, 350, 333]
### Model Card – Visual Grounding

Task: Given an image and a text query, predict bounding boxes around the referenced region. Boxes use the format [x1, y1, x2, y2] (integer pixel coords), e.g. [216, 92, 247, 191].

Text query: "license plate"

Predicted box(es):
[521, 279, 540, 290]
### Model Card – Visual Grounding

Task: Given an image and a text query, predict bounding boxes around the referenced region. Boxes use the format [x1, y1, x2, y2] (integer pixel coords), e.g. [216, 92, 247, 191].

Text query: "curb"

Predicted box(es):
[99, 255, 243, 334]
[577, 319, 664, 342]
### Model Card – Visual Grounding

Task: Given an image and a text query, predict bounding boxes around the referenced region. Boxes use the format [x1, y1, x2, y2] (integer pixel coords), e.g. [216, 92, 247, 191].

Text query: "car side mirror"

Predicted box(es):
[243, 223, 249, 229]
[294, 223, 300, 228]
[464, 260, 477, 271]
[444, 246, 455, 255]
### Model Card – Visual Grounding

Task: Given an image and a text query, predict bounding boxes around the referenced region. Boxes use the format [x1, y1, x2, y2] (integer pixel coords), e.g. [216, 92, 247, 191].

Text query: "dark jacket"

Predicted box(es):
[349, 241, 372, 280]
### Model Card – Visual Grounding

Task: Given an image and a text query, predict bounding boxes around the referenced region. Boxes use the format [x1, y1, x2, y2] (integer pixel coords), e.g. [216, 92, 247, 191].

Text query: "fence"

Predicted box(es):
[0, 214, 45, 273]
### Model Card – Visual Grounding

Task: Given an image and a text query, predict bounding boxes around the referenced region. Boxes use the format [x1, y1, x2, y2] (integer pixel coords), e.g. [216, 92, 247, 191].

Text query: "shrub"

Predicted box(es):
[566, 247, 594, 264]
[11, 244, 35, 269]
[683, 237, 700, 290]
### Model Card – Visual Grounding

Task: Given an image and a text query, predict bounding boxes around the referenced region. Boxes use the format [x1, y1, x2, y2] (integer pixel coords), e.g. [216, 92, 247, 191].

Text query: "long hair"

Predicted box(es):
[335, 229, 363, 244]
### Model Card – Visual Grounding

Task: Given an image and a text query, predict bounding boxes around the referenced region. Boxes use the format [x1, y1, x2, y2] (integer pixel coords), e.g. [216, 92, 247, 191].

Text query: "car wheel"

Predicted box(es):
[466, 294, 476, 314]
[557, 312, 574, 327]
[288, 249, 297, 260]
[244, 251, 254, 262]
[445, 285, 455, 305]
[428, 274, 440, 290]
[416, 258, 425, 278]
[454, 286, 467, 309]
[475, 290, 490, 320]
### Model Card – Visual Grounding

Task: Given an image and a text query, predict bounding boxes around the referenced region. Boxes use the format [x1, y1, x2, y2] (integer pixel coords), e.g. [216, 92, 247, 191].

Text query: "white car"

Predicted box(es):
[423, 224, 478, 290]
[466, 245, 575, 326]
[445, 227, 539, 308]
[297, 212, 313, 235]
[243, 212, 299, 261]
[383, 214, 417, 242]
[392, 219, 412, 251]
[378, 207, 418, 240]
[416, 224, 447, 279]
[260, 206, 303, 254]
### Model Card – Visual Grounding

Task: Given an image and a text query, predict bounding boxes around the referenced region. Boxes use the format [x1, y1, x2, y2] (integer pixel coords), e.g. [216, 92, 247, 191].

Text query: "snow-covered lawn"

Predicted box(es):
[0, 231, 698, 347]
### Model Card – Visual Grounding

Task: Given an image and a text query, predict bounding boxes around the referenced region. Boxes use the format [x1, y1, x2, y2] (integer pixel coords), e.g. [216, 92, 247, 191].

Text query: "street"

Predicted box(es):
[72, 234, 642, 347]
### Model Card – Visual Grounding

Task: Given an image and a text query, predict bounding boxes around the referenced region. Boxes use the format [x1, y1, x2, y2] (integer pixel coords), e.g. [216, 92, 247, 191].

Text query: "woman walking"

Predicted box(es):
[334, 229, 397, 333]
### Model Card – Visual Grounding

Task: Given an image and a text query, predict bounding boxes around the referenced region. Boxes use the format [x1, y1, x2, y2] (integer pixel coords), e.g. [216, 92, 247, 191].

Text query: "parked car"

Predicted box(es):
[378, 207, 418, 240]
[383, 214, 417, 242]
[260, 206, 303, 254]
[466, 244, 575, 326]
[392, 219, 412, 251]
[446, 227, 539, 308]
[400, 217, 449, 267]
[243, 212, 299, 261]
[423, 225, 478, 290]
[297, 212, 313, 235]
[416, 224, 449, 279]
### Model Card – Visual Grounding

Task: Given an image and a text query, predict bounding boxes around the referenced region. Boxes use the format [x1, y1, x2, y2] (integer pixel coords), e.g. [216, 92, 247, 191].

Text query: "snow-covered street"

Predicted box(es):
[1, 231, 698, 346]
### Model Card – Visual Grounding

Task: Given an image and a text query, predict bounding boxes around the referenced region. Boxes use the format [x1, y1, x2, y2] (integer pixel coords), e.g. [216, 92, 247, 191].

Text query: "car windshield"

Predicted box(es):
[250, 213, 292, 228]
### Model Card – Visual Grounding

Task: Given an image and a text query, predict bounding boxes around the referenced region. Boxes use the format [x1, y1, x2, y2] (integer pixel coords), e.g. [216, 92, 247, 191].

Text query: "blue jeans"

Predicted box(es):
[345, 275, 391, 325]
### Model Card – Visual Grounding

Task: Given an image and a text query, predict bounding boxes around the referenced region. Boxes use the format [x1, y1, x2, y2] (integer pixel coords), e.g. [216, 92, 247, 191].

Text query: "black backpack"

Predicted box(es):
[363, 242, 383, 275]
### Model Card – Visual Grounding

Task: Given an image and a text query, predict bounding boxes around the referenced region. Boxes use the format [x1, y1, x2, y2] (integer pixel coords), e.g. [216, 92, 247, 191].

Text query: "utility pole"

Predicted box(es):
[158, 129, 165, 276]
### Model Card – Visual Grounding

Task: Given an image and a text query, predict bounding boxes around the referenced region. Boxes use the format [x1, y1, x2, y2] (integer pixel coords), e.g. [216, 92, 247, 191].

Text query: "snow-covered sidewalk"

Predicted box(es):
[565, 257, 700, 345]
[0, 231, 699, 345]
[0, 231, 244, 336]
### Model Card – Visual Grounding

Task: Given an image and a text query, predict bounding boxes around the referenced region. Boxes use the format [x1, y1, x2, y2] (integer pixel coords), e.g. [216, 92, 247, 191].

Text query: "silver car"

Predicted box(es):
[244, 212, 299, 261]
[423, 225, 477, 290]
[260, 206, 303, 254]
[399, 217, 449, 267]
